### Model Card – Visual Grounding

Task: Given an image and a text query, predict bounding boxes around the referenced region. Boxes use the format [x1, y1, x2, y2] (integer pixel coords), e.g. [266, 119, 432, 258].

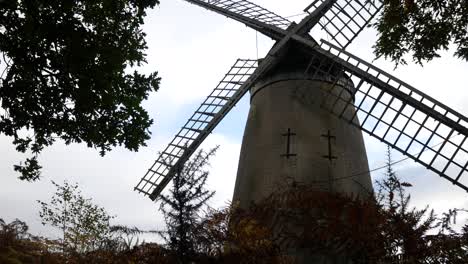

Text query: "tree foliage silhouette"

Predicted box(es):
[0, 0, 160, 180]
[158, 147, 218, 263]
[374, 0, 468, 65]
[192, 147, 468, 263]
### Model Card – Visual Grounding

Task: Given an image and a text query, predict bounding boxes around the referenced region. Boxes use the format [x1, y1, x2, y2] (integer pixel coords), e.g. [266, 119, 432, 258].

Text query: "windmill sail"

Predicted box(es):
[182, 0, 290, 39]
[306, 0, 383, 49]
[184, 0, 291, 28]
[135, 59, 258, 200]
[301, 39, 468, 191]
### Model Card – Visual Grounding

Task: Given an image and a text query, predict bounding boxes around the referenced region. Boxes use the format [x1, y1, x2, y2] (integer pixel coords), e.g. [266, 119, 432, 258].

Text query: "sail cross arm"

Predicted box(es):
[182, 0, 289, 40]
[301, 38, 468, 192]
[134, 59, 259, 200]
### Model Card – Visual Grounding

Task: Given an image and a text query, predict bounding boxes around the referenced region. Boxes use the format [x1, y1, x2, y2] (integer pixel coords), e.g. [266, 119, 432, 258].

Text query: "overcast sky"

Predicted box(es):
[1, 0, 468, 241]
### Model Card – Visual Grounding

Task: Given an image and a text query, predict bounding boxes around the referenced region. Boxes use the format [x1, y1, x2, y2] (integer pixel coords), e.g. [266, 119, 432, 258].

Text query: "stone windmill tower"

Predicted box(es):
[135, 0, 468, 210]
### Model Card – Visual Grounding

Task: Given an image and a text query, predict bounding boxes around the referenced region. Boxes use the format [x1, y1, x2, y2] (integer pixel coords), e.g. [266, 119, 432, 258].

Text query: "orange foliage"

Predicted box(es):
[2, 181, 468, 263]
[194, 181, 468, 263]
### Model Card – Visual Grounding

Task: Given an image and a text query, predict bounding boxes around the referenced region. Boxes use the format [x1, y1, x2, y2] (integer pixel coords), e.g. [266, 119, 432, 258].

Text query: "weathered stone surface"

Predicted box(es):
[233, 72, 372, 208]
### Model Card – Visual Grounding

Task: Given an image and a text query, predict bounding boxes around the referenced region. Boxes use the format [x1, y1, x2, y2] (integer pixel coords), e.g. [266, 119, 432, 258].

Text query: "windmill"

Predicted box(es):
[135, 0, 468, 206]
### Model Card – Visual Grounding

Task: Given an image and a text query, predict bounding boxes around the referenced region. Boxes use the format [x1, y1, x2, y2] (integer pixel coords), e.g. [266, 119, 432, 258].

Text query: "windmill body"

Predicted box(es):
[136, 0, 468, 239]
[233, 47, 373, 207]
[134, 0, 468, 262]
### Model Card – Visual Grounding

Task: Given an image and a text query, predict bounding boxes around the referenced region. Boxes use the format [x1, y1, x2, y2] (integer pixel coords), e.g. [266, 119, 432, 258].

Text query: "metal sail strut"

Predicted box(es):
[298, 38, 468, 191]
[183, 0, 290, 40]
[306, 0, 383, 49]
[134, 59, 258, 200]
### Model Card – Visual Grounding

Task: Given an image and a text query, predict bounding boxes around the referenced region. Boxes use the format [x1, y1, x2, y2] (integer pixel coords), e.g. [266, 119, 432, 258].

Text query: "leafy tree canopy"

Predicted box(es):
[374, 0, 468, 65]
[0, 0, 160, 180]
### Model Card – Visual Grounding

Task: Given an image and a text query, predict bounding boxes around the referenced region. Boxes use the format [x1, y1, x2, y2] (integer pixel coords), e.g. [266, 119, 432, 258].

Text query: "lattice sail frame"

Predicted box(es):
[306, 40, 468, 191]
[189, 0, 292, 29]
[135, 60, 258, 199]
[306, 0, 383, 49]
[183, 0, 292, 40]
